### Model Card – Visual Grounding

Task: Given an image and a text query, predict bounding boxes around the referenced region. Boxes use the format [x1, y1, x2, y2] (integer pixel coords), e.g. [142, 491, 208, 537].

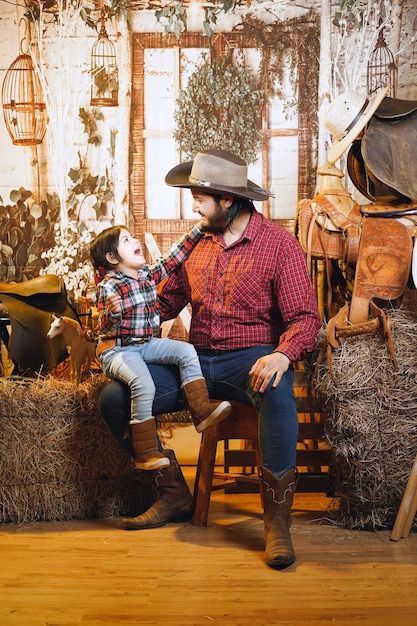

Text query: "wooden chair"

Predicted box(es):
[192, 401, 262, 526]
[192, 370, 331, 526]
[390, 452, 417, 541]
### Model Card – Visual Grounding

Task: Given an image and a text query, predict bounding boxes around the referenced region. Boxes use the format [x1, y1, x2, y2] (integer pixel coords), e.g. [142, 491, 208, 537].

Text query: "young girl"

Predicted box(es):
[90, 224, 231, 471]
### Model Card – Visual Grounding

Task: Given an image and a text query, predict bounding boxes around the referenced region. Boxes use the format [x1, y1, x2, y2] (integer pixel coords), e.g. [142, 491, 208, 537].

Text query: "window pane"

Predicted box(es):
[145, 137, 179, 219]
[269, 135, 298, 220]
[144, 49, 175, 130]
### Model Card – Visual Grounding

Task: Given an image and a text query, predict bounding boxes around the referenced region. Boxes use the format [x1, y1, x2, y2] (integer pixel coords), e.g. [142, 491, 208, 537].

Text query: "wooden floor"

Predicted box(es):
[1, 467, 417, 626]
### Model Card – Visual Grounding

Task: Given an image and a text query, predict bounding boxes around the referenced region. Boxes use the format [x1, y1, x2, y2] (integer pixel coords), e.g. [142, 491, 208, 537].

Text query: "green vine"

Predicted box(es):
[25, 1, 265, 39]
[332, 0, 364, 32]
[241, 11, 320, 193]
[155, 0, 188, 38]
[241, 12, 319, 100]
[66, 108, 116, 222]
[25, 0, 122, 31]
[154, 0, 249, 38]
[173, 53, 264, 163]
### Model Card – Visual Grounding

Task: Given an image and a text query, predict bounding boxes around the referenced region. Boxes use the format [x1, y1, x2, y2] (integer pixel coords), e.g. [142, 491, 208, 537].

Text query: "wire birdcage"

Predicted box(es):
[90, 10, 119, 107]
[2, 52, 48, 146]
[367, 22, 398, 98]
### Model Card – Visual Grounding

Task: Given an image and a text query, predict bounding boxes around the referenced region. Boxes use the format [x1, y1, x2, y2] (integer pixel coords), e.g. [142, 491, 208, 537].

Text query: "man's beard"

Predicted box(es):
[199, 205, 228, 234]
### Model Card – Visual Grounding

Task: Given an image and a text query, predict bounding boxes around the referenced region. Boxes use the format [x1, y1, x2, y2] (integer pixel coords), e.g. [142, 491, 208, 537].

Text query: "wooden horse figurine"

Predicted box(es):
[47, 315, 98, 386]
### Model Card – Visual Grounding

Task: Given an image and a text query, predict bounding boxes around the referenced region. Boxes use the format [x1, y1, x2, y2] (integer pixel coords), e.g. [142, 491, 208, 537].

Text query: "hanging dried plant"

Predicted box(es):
[173, 53, 264, 164]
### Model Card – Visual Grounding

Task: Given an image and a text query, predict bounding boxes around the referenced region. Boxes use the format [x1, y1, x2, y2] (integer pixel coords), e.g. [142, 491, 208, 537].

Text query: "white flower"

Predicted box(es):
[40, 220, 104, 304]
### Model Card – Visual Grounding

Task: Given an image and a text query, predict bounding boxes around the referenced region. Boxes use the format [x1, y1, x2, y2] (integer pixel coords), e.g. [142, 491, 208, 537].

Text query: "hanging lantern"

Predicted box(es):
[2, 52, 48, 146]
[367, 20, 398, 98]
[90, 10, 119, 107]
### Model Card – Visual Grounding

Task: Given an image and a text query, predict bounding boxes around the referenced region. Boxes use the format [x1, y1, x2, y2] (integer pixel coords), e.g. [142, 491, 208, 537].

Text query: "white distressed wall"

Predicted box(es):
[0, 1, 416, 226]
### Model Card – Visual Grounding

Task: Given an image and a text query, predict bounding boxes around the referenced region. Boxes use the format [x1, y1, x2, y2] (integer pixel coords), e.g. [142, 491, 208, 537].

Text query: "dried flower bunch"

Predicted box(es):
[173, 53, 264, 163]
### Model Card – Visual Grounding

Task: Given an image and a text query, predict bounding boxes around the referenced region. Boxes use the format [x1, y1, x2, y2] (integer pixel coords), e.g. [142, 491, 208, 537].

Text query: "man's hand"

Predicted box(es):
[249, 352, 291, 393]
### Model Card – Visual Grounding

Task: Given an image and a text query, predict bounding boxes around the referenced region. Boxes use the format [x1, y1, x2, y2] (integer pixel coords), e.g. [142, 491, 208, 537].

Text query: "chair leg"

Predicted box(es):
[192, 426, 218, 526]
[390, 453, 417, 541]
[402, 485, 417, 538]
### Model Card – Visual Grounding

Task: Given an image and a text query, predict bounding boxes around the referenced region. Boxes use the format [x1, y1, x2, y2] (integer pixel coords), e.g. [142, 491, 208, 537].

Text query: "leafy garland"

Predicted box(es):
[26, 0, 251, 36]
[241, 12, 319, 100]
[173, 53, 264, 163]
[241, 12, 320, 193]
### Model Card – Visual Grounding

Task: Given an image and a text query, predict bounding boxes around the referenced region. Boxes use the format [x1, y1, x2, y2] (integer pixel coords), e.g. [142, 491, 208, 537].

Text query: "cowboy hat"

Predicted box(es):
[324, 85, 390, 164]
[165, 149, 269, 202]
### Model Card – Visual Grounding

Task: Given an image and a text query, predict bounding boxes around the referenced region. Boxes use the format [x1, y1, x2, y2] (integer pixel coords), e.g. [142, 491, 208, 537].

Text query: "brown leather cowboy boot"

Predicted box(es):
[122, 449, 193, 529]
[182, 378, 232, 432]
[260, 466, 297, 570]
[130, 419, 170, 470]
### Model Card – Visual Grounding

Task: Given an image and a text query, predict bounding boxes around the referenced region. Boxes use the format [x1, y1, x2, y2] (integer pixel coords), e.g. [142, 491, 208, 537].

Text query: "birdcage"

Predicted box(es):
[2, 52, 48, 146]
[367, 22, 398, 98]
[90, 10, 119, 107]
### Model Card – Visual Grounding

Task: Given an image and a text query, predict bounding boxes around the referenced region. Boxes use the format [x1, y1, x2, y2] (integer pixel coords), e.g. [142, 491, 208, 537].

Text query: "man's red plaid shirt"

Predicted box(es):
[157, 210, 322, 363]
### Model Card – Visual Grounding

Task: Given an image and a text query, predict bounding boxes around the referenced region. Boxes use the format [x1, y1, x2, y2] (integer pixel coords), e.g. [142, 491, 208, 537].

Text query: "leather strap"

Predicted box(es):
[324, 300, 398, 384]
[313, 194, 363, 266]
[313, 194, 355, 231]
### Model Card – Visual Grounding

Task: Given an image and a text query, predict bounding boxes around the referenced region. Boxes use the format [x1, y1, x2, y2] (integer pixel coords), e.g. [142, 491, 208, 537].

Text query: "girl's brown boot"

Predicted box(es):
[130, 419, 170, 470]
[182, 378, 232, 433]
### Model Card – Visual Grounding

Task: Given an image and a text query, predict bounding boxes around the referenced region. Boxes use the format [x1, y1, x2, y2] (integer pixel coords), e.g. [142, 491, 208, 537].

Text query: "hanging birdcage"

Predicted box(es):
[90, 10, 119, 107]
[367, 21, 398, 98]
[2, 52, 48, 146]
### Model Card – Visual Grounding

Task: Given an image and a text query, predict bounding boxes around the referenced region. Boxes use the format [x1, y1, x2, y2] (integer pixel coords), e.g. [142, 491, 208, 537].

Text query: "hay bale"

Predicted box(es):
[0, 375, 149, 524]
[313, 308, 417, 531]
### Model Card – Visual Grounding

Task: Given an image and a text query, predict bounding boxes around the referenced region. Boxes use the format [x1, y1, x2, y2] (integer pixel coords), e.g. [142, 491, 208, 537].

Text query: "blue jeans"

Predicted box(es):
[99, 337, 202, 423]
[99, 346, 298, 474]
[197, 347, 298, 473]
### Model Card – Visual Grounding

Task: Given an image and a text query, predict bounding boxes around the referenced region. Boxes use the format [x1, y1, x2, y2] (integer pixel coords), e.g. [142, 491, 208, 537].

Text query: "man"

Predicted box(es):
[99, 149, 322, 570]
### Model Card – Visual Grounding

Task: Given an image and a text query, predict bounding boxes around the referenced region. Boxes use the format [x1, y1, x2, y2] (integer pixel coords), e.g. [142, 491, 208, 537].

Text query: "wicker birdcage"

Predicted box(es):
[367, 21, 397, 98]
[90, 10, 119, 107]
[2, 52, 48, 146]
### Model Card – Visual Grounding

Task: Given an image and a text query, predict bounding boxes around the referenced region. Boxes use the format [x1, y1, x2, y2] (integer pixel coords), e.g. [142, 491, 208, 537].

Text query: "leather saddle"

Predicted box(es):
[347, 96, 417, 204]
[0, 274, 79, 376]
